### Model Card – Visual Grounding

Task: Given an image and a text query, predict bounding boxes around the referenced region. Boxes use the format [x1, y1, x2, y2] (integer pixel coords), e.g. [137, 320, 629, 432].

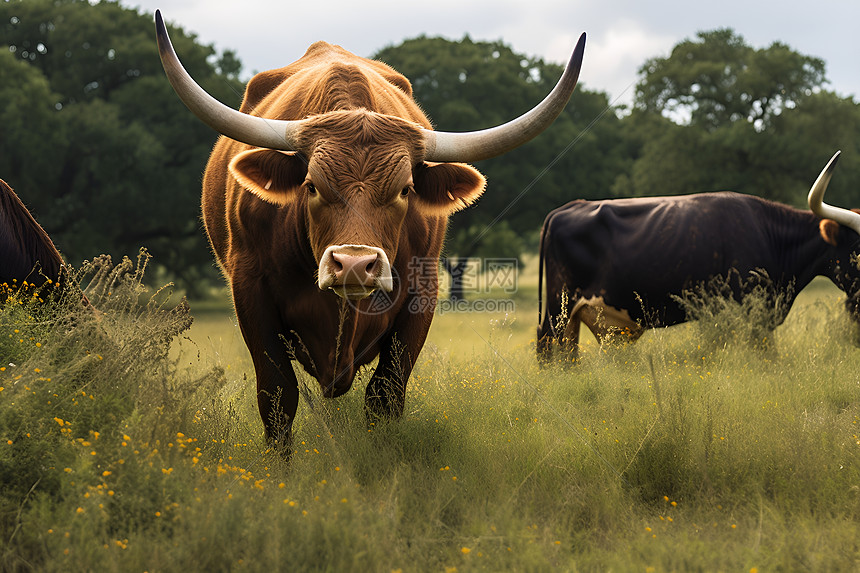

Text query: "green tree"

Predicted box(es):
[636, 28, 825, 131]
[0, 0, 244, 295]
[0, 50, 64, 197]
[618, 29, 859, 206]
[766, 91, 860, 206]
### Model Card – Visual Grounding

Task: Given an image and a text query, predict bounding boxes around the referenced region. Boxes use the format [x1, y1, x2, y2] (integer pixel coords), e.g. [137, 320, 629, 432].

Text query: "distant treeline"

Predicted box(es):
[3, 0, 859, 295]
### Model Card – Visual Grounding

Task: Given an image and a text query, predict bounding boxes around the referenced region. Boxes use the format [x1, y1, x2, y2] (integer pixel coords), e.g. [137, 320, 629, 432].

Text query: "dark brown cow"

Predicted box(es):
[537, 152, 860, 361]
[155, 11, 585, 448]
[0, 178, 64, 296]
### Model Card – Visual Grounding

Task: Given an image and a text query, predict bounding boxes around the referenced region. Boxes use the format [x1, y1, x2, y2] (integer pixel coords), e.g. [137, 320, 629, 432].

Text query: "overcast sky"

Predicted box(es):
[124, 0, 858, 108]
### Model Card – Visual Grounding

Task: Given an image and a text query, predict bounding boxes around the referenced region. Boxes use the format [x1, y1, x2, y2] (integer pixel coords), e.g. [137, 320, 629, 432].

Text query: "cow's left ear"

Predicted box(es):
[228, 149, 307, 206]
[819, 219, 840, 246]
[412, 162, 486, 216]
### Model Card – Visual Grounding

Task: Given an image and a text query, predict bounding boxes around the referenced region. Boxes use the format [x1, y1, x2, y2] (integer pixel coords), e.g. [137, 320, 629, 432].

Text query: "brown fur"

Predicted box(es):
[819, 219, 840, 245]
[201, 42, 487, 447]
[0, 178, 64, 288]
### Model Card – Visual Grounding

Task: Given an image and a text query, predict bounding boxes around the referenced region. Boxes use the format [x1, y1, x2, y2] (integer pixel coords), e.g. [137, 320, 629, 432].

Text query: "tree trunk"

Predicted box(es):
[441, 257, 470, 301]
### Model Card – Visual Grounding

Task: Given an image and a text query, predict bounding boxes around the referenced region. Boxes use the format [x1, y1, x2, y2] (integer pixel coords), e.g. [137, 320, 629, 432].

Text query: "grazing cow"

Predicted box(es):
[537, 152, 860, 361]
[0, 178, 64, 295]
[155, 11, 585, 447]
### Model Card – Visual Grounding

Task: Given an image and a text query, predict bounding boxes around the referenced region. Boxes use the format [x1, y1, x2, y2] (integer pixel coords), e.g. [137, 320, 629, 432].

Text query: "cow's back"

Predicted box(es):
[543, 193, 791, 324]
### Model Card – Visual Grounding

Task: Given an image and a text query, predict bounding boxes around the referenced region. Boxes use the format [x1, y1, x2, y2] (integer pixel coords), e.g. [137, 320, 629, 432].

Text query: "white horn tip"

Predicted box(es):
[826, 150, 841, 171]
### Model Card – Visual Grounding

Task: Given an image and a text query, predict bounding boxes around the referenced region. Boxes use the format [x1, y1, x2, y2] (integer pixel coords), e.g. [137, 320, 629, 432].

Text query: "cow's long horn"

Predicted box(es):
[808, 151, 860, 234]
[422, 33, 586, 163]
[155, 10, 302, 150]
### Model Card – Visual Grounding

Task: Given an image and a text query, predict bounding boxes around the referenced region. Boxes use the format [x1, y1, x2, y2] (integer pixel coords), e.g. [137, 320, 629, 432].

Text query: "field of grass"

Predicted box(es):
[2, 253, 859, 571]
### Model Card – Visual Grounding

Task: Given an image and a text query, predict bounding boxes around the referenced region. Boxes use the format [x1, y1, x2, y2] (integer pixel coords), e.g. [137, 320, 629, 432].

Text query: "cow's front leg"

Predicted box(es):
[232, 283, 299, 455]
[365, 342, 409, 422]
[365, 297, 432, 422]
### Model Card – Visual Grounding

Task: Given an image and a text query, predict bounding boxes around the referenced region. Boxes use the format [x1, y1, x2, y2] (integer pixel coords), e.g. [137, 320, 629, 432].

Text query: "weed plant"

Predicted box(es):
[1, 260, 858, 571]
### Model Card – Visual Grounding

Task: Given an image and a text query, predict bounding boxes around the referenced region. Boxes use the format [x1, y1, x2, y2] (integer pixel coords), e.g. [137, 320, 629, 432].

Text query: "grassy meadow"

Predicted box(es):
[2, 252, 859, 571]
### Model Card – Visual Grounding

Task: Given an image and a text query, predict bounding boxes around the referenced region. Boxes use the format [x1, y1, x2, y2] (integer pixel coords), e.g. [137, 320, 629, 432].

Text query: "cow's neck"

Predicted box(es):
[766, 209, 833, 291]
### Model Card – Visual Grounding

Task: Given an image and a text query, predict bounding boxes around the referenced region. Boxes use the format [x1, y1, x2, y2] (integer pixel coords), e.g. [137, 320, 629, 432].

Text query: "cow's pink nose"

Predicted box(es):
[330, 252, 380, 285]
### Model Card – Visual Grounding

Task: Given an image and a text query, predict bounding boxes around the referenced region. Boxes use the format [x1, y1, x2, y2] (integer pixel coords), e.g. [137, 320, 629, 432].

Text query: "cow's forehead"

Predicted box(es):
[307, 141, 415, 189]
[297, 110, 425, 154]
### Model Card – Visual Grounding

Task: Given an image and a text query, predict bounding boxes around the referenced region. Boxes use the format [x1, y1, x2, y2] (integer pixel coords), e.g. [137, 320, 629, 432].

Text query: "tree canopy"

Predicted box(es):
[635, 28, 826, 132]
[622, 28, 859, 209]
[0, 0, 243, 294]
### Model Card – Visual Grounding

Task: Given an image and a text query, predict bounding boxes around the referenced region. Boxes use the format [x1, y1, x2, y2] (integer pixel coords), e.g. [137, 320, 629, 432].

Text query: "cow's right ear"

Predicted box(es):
[819, 219, 840, 246]
[412, 162, 486, 216]
[228, 149, 307, 206]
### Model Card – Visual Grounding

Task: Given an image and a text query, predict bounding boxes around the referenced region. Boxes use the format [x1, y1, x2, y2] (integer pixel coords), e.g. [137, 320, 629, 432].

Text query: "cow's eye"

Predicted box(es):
[400, 186, 411, 197]
[306, 183, 317, 195]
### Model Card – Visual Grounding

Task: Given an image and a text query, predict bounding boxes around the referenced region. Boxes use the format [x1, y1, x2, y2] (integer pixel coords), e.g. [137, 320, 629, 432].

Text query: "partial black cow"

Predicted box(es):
[0, 178, 64, 295]
[537, 152, 860, 360]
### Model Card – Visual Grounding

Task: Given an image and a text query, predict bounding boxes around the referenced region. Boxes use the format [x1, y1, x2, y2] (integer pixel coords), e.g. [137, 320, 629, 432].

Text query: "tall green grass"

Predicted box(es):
[1, 259, 858, 571]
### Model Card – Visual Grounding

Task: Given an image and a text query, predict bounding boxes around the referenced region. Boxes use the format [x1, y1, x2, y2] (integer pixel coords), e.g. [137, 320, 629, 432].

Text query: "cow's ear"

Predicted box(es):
[413, 162, 486, 216]
[228, 149, 307, 206]
[819, 219, 840, 246]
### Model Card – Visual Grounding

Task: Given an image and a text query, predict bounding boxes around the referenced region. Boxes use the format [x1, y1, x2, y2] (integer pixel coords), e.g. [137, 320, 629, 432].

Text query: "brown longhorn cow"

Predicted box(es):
[155, 10, 585, 449]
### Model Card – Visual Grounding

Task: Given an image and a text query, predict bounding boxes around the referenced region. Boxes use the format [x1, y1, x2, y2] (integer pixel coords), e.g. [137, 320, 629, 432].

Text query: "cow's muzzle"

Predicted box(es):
[318, 245, 393, 300]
